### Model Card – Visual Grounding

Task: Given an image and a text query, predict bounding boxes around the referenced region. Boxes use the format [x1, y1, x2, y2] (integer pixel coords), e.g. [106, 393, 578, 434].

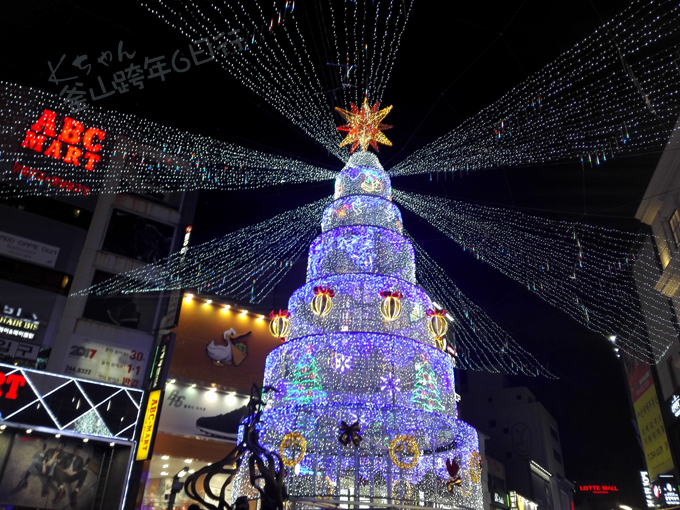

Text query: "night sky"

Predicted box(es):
[1, 0, 661, 505]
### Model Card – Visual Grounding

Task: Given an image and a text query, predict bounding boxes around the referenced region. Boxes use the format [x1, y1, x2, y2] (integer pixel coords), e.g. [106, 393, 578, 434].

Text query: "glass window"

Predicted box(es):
[671, 210, 680, 248]
[82, 270, 160, 332]
[102, 208, 175, 263]
[549, 426, 559, 442]
[553, 449, 563, 464]
[142, 454, 232, 510]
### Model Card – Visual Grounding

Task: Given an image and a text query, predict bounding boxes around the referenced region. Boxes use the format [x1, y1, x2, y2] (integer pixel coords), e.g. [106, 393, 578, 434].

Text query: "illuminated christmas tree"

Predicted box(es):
[234, 101, 483, 508]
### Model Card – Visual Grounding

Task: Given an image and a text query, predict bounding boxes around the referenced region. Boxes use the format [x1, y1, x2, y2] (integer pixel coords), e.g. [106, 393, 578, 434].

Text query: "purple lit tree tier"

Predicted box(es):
[233, 152, 482, 509]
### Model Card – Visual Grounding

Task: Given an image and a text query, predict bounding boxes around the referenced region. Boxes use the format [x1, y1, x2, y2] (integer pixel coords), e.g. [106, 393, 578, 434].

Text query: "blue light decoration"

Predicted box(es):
[233, 152, 483, 509]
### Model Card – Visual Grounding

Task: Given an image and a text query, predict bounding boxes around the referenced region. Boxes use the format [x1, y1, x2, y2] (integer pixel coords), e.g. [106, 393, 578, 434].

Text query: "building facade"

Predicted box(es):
[458, 370, 574, 510]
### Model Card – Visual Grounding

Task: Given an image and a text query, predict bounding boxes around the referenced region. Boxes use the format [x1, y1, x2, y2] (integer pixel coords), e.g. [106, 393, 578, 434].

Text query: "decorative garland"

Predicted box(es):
[279, 432, 307, 467]
[389, 435, 419, 470]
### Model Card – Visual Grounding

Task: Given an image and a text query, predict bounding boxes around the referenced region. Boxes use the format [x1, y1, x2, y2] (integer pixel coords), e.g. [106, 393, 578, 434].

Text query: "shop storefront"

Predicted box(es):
[0, 362, 143, 510]
[137, 294, 281, 510]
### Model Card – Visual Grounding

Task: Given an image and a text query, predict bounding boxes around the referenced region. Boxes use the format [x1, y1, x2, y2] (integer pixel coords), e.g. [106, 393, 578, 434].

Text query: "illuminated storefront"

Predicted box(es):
[509, 491, 538, 510]
[137, 294, 281, 510]
[0, 362, 143, 510]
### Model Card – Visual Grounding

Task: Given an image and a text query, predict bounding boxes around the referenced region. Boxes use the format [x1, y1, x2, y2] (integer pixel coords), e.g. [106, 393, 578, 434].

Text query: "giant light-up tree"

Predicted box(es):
[233, 100, 483, 509]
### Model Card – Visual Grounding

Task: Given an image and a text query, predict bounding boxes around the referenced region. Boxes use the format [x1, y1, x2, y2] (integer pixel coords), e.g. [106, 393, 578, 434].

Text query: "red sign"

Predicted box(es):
[0, 373, 26, 400]
[13, 162, 90, 196]
[578, 485, 619, 494]
[21, 109, 106, 171]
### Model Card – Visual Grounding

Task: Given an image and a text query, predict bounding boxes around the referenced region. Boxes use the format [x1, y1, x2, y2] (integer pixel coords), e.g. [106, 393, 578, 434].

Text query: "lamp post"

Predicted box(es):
[166, 466, 190, 510]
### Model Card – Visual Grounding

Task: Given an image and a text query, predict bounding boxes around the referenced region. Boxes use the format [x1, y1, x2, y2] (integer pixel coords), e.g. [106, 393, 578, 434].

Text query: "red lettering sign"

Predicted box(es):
[13, 162, 90, 196]
[0, 373, 26, 400]
[21, 110, 106, 171]
[578, 485, 618, 494]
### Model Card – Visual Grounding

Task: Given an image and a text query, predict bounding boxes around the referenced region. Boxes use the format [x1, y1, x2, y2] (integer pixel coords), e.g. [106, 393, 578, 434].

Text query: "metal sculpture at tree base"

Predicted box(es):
[184, 385, 288, 510]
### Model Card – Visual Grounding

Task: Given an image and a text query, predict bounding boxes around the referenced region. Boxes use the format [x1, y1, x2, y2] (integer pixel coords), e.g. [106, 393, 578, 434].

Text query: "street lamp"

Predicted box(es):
[166, 466, 190, 510]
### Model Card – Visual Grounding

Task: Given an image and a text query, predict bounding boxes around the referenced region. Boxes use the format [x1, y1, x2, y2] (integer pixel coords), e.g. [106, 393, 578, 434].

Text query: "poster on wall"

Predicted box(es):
[170, 297, 281, 391]
[158, 383, 249, 442]
[0, 433, 103, 510]
[60, 334, 150, 388]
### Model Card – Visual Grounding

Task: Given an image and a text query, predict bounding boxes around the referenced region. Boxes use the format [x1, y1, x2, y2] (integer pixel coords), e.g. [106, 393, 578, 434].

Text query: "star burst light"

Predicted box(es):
[397, 190, 675, 364]
[390, 0, 680, 177]
[0, 83, 334, 199]
[335, 97, 393, 153]
[72, 198, 330, 302]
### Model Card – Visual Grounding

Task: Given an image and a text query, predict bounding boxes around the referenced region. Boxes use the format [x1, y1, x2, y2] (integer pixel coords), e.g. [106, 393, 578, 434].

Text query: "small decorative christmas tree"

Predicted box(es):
[286, 347, 326, 404]
[411, 355, 445, 412]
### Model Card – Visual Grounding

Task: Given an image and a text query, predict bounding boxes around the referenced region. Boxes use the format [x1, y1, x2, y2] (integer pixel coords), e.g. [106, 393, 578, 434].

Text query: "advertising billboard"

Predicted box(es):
[622, 350, 673, 479]
[59, 333, 151, 388]
[157, 382, 249, 443]
[0, 433, 104, 510]
[170, 296, 281, 391]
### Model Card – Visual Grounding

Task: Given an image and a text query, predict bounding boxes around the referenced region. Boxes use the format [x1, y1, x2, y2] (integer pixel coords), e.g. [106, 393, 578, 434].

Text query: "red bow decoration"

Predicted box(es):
[446, 458, 462, 492]
[427, 308, 447, 317]
[269, 309, 290, 319]
[313, 286, 335, 297]
[379, 290, 404, 300]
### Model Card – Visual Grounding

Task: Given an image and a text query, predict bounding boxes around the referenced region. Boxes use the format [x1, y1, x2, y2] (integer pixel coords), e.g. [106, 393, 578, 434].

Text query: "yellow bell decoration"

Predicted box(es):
[427, 307, 448, 346]
[269, 309, 291, 342]
[379, 291, 403, 321]
[311, 286, 335, 317]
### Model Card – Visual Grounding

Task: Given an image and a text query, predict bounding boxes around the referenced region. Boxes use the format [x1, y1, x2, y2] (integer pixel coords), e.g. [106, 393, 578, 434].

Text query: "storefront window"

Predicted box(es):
[142, 454, 231, 510]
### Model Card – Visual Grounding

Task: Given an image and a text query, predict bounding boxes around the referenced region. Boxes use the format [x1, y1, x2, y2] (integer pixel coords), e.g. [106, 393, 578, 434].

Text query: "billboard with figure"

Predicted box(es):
[0, 433, 104, 510]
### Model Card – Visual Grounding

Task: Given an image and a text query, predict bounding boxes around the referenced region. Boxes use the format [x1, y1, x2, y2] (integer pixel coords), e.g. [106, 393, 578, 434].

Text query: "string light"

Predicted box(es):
[0, 82, 335, 199]
[407, 231, 556, 378]
[73, 198, 330, 303]
[136, 0, 415, 159]
[396, 190, 675, 363]
[391, 0, 680, 177]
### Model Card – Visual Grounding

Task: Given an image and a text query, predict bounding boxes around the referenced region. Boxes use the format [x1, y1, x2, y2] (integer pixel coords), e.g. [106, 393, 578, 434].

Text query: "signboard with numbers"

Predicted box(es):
[60, 334, 150, 388]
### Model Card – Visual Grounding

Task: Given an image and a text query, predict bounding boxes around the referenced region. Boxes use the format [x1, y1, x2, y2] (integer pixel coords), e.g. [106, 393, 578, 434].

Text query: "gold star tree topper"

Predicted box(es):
[335, 97, 393, 153]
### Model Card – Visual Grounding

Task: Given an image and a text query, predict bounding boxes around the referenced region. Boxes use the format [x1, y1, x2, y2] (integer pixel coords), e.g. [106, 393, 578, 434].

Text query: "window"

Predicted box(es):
[671, 210, 680, 248]
[553, 449, 563, 464]
[102, 208, 175, 263]
[0, 255, 71, 295]
[550, 426, 560, 442]
[489, 420, 497, 428]
[516, 394, 522, 400]
[506, 452, 512, 459]
[503, 427, 510, 434]
[668, 357, 679, 392]
[488, 397, 493, 403]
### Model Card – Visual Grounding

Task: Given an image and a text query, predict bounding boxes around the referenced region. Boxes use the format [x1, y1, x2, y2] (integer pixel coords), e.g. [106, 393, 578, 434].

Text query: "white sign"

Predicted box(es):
[0, 231, 60, 268]
[61, 335, 150, 388]
[640, 471, 655, 508]
[158, 382, 249, 443]
[671, 395, 680, 418]
[660, 475, 680, 506]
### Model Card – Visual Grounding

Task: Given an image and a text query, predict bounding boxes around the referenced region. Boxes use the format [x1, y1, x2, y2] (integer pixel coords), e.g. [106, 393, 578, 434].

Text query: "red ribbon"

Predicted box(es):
[313, 286, 335, 297]
[380, 290, 403, 300]
[427, 308, 447, 317]
[269, 309, 290, 319]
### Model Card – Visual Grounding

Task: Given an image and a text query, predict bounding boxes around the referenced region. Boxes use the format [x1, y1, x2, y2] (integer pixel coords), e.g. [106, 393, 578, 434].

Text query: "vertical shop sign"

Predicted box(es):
[137, 389, 162, 461]
[623, 352, 674, 478]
